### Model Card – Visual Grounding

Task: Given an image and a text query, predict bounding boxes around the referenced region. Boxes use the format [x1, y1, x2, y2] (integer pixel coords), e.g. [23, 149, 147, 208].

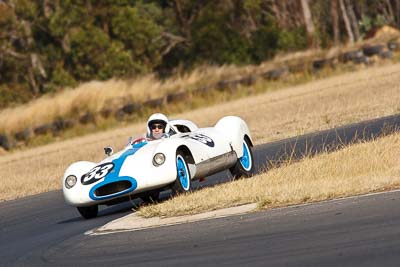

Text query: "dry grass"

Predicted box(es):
[139, 132, 400, 217]
[0, 64, 269, 134]
[181, 63, 400, 145]
[0, 63, 399, 201]
[2, 25, 399, 135]
[1, 44, 391, 135]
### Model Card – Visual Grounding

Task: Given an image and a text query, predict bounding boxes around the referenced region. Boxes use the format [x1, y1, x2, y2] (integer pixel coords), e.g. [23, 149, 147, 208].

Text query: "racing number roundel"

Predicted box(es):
[81, 163, 114, 185]
[189, 134, 215, 147]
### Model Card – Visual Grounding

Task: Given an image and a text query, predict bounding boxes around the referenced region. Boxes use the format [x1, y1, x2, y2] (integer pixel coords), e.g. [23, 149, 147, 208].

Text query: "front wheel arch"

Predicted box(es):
[176, 145, 195, 165]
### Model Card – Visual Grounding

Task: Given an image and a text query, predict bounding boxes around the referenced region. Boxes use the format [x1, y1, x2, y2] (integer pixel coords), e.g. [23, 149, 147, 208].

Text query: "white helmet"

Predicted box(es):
[147, 113, 170, 139]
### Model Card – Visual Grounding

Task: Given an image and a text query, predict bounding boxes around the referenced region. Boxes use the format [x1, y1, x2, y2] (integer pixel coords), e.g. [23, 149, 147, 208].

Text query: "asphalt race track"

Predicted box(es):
[1, 114, 399, 267]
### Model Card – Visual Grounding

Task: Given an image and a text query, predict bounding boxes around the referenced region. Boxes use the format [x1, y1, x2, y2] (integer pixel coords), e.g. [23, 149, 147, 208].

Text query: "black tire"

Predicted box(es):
[77, 205, 98, 219]
[141, 190, 161, 203]
[263, 68, 287, 80]
[341, 50, 363, 63]
[312, 59, 333, 70]
[353, 55, 369, 65]
[171, 152, 192, 194]
[362, 44, 385, 57]
[239, 75, 258, 86]
[217, 80, 240, 92]
[230, 138, 255, 179]
[0, 134, 11, 151]
[388, 41, 400, 51]
[379, 50, 393, 59]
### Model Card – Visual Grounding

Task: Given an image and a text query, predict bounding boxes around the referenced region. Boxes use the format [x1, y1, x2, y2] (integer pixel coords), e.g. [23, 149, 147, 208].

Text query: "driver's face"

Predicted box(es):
[151, 123, 165, 135]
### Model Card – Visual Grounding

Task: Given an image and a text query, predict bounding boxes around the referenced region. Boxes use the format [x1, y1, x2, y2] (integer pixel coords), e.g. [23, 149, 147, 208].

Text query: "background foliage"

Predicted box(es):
[0, 0, 398, 108]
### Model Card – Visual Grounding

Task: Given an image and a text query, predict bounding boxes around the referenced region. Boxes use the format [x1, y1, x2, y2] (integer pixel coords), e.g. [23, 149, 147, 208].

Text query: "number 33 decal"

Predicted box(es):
[81, 163, 114, 185]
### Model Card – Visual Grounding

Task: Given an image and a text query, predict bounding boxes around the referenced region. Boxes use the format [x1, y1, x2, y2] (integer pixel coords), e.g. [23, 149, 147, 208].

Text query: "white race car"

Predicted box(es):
[62, 116, 255, 219]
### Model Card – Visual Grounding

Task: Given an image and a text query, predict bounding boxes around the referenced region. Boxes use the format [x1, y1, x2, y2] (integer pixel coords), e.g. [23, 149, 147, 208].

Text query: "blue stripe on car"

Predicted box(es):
[89, 141, 147, 200]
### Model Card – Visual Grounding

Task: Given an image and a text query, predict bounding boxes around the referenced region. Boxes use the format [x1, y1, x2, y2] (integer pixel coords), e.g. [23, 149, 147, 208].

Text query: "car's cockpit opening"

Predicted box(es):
[174, 124, 192, 133]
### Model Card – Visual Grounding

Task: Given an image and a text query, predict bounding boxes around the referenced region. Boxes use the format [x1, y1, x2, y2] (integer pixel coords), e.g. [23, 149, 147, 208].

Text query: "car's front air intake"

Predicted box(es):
[95, 181, 132, 197]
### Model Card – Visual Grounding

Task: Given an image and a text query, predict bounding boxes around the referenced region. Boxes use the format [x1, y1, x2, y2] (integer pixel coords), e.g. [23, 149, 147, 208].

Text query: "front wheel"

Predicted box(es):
[77, 205, 98, 219]
[230, 138, 255, 179]
[171, 152, 192, 194]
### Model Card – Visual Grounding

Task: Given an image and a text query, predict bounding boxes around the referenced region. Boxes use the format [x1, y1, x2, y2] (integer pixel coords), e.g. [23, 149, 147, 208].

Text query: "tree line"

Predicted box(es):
[0, 0, 398, 107]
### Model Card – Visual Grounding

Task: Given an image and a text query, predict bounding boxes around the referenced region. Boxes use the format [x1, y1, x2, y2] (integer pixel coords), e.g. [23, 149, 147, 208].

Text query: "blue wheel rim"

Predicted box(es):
[240, 141, 252, 171]
[177, 155, 190, 191]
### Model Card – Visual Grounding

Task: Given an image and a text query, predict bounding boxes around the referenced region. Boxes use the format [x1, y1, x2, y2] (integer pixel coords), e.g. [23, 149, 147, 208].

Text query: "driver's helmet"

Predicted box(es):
[146, 113, 171, 139]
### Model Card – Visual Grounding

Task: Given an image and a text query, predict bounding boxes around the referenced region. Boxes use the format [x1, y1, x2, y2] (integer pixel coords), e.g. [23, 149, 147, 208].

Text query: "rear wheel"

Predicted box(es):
[77, 205, 98, 219]
[171, 152, 192, 194]
[230, 138, 255, 179]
